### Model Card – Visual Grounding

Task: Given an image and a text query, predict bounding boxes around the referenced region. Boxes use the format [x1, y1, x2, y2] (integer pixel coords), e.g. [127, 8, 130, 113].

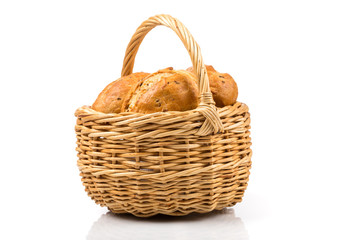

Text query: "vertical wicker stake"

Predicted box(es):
[75, 14, 252, 217]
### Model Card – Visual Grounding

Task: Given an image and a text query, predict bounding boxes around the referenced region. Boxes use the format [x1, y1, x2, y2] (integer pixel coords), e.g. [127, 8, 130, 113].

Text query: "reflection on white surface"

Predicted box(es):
[87, 208, 248, 240]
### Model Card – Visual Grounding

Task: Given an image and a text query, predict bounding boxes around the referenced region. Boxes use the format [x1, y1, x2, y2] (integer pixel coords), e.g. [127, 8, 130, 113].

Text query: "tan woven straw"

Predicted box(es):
[75, 14, 252, 217]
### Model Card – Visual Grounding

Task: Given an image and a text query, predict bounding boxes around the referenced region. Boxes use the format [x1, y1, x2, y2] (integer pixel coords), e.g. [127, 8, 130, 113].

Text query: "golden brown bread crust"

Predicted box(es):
[125, 67, 199, 114]
[92, 72, 149, 113]
[187, 65, 238, 107]
[92, 65, 237, 114]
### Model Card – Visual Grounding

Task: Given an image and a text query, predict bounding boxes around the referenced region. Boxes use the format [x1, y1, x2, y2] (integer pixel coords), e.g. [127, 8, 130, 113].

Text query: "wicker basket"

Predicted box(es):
[75, 14, 252, 217]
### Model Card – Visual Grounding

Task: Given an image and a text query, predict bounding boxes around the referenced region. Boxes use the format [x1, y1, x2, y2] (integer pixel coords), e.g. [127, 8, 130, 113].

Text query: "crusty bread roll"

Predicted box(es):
[187, 65, 238, 107]
[92, 65, 238, 114]
[92, 72, 149, 113]
[124, 67, 199, 114]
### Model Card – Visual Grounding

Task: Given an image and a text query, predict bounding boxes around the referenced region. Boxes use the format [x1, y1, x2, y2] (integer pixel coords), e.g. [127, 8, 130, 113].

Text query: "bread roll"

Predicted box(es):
[92, 65, 238, 114]
[187, 65, 238, 107]
[125, 67, 199, 114]
[92, 72, 149, 113]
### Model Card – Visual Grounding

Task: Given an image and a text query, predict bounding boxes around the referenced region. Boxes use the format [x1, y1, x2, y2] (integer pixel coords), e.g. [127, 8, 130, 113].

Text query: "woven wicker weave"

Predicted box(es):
[75, 14, 252, 217]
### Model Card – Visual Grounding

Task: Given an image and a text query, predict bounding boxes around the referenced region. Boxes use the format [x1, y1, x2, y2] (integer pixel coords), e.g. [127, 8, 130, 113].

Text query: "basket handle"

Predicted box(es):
[121, 14, 223, 135]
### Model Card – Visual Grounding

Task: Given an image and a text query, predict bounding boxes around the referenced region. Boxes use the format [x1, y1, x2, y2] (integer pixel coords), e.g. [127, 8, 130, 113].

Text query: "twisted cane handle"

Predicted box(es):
[121, 14, 223, 135]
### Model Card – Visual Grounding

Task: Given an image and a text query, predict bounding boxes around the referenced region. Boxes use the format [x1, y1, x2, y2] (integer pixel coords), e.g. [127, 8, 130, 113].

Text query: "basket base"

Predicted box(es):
[107, 199, 241, 218]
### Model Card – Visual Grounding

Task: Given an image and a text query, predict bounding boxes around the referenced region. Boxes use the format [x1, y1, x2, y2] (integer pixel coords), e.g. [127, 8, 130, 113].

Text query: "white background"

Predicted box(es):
[1, 0, 359, 239]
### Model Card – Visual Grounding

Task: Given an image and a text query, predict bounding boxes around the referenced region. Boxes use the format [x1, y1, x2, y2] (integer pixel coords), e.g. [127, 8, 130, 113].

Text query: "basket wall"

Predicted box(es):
[75, 102, 251, 217]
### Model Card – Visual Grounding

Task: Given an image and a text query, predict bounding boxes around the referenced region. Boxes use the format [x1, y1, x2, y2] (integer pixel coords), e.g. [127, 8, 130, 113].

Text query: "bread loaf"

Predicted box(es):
[187, 65, 238, 107]
[92, 72, 149, 113]
[124, 67, 199, 114]
[92, 65, 238, 113]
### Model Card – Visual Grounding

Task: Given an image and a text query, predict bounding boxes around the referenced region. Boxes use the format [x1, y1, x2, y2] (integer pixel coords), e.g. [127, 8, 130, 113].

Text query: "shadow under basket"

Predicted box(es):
[74, 14, 252, 217]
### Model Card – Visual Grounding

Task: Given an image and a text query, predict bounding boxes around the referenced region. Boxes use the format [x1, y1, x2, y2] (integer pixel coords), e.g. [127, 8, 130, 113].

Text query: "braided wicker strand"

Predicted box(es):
[121, 14, 223, 135]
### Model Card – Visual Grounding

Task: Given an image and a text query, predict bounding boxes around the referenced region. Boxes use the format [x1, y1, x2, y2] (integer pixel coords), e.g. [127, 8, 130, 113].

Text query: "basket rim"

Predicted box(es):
[75, 101, 247, 118]
[75, 102, 249, 139]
